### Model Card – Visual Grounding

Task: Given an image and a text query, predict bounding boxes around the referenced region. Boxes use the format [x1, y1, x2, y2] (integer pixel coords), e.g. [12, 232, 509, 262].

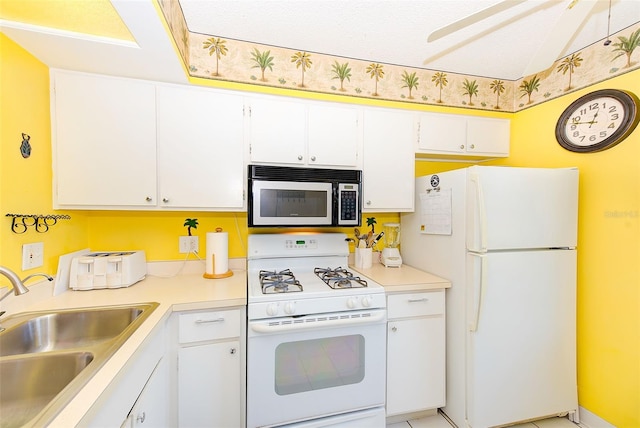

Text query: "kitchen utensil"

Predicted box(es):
[371, 232, 384, 248]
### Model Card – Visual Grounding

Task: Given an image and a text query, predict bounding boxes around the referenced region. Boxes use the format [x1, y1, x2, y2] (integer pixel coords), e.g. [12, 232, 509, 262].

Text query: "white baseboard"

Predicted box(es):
[577, 406, 617, 428]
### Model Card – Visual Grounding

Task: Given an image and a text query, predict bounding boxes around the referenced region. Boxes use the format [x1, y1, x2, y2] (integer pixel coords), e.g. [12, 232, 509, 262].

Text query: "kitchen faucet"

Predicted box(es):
[0, 266, 54, 330]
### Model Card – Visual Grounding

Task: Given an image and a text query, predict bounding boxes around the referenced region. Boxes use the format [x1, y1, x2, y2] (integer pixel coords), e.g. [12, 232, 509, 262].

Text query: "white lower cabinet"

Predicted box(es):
[386, 290, 446, 417]
[121, 357, 169, 428]
[176, 308, 245, 427]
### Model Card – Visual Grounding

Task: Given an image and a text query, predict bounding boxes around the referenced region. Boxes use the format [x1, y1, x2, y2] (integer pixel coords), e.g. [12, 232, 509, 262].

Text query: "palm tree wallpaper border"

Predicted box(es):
[158, 0, 640, 113]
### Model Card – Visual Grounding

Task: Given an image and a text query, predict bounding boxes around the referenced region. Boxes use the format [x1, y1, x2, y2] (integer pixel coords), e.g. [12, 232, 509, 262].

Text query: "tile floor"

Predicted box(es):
[388, 412, 579, 428]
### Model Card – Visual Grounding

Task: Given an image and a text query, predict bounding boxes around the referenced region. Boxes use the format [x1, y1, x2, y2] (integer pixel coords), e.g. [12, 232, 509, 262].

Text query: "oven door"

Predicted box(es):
[250, 180, 333, 226]
[247, 310, 387, 428]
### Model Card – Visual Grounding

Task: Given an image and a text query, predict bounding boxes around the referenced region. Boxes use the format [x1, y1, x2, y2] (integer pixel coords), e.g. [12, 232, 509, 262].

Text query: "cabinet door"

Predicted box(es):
[362, 108, 415, 211]
[417, 113, 466, 153]
[248, 97, 306, 164]
[466, 116, 510, 155]
[307, 103, 360, 167]
[157, 85, 245, 209]
[386, 317, 445, 416]
[178, 341, 241, 427]
[129, 358, 169, 427]
[53, 71, 157, 207]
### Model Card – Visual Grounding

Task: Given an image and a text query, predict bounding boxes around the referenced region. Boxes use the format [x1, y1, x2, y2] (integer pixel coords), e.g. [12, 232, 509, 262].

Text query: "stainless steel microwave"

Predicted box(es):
[248, 165, 362, 227]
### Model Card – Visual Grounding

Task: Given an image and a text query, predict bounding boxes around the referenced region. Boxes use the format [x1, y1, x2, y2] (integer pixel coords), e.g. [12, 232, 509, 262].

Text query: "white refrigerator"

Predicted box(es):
[401, 166, 579, 428]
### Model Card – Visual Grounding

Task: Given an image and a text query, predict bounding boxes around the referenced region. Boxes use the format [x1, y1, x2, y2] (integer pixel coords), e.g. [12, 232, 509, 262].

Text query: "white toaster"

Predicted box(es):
[69, 251, 147, 290]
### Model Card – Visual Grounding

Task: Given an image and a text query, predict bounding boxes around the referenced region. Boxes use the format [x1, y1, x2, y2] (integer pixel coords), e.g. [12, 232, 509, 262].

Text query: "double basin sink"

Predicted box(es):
[0, 302, 158, 428]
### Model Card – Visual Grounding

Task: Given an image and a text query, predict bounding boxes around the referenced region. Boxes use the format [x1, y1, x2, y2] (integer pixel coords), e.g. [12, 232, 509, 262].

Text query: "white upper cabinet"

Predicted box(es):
[156, 85, 245, 209]
[52, 70, 245, 211]
[416, 112, 510, 158]
[248, 97, 360, 168]
[247, 97, 306, 165]
[53, 70, 157, 207]
[307, 103, 360, 167]
[362, 108, 415, 212]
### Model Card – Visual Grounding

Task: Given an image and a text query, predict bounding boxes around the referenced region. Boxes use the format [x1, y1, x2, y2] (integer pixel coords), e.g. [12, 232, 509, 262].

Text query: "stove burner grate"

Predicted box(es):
[259, 269, 303, 294]
[314, 267, 368, 289]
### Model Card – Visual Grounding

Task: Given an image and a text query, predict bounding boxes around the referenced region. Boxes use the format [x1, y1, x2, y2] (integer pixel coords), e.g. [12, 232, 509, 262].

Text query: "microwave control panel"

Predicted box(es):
[338, 183, 359, 225]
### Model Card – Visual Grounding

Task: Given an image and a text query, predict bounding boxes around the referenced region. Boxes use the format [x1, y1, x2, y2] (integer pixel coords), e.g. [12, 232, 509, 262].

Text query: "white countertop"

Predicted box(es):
[350, 262, 451, 293]
[0, 260, 246, 427]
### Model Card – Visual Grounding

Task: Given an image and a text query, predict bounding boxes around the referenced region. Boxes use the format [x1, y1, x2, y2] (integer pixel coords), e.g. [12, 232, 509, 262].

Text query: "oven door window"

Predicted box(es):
[275, 335, 365, 395]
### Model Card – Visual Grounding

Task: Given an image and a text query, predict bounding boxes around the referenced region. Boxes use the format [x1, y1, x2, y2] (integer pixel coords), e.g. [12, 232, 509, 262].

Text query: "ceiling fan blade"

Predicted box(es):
[427, 0, 527, 43]
[522, 0, 598, 76]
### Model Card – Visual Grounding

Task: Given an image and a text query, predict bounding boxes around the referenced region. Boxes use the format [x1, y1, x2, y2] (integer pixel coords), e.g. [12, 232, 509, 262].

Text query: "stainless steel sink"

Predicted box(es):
[0, 352, 94, 428]
[0, 306, 147, 357]
[0, 302, 159, 428]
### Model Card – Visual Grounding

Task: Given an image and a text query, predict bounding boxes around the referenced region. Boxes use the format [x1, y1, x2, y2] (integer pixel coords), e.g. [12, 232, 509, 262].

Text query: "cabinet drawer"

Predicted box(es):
[387, 290, 444, 319]
[179, 309, 240, 344]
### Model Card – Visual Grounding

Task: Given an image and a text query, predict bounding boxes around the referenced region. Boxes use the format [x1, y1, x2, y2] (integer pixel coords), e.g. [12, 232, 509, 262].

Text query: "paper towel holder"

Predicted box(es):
[203, 227, 233, 279]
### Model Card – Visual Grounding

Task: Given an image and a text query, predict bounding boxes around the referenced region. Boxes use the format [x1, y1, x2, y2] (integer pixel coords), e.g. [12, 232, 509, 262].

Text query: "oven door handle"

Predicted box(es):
[249, 310, 387, 334]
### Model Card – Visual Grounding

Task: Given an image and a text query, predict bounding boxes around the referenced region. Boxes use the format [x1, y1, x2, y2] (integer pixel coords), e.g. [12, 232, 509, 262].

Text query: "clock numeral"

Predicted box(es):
[609, 105, 618, 113]
[611, 113, 619, 120]
[600, 131, 607, 138]
[608, 123, 615, 129]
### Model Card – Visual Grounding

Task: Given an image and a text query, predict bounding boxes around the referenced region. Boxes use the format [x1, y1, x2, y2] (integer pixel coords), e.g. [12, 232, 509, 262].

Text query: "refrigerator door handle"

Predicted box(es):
[469, 252, 486, 332]
[470, 172, 488, 253]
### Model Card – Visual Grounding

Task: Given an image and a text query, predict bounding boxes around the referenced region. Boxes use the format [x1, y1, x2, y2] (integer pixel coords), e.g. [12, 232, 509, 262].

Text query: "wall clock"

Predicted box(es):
[555, 89, 640, 153]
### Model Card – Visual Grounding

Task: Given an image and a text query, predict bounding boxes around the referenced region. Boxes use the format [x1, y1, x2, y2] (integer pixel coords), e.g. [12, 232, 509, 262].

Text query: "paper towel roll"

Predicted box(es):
[204, 229, 233, 279]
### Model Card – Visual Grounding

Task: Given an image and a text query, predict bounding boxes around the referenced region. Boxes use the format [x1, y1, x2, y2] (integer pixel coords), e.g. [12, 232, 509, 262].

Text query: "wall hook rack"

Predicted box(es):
[5, 213, 71, 233]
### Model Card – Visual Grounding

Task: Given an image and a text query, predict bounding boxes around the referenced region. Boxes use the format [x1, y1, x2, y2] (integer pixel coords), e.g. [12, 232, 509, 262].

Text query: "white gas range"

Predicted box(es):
[246, 233, 387, 428]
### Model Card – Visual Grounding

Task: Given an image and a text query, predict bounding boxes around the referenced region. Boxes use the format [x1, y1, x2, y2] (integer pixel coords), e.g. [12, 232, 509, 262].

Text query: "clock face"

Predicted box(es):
[556, 89, 640, 153]
[563, 96, 624, 146]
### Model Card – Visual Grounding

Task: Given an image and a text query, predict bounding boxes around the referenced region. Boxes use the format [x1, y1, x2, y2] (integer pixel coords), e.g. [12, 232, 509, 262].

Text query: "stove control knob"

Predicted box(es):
[347, 297, 358, 309]
[266, 303, 279, 316]
[284, 302, 296, 315]
[361, 296, 372, 307]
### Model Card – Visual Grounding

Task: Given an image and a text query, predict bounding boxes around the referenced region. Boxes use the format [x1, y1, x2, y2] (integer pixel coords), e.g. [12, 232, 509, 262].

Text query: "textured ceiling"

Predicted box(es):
[179, 0, 640, 80]
[1, 0, 638, 83]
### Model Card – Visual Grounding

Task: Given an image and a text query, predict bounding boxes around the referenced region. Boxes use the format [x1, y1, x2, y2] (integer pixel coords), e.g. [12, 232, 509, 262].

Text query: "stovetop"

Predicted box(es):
[247, 233, 386, 319]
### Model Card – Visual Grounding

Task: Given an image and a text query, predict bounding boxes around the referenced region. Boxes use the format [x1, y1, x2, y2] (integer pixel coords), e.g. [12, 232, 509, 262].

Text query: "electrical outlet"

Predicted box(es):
[22, 242, 44, 270]
[179, 236, 199, 253]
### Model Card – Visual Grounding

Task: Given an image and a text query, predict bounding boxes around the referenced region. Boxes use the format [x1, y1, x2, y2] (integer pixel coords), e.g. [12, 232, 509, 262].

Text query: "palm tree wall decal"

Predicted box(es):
[490, 79, 505, 110]
[556, 52, 583, 91]
[401, 70, 419, 99]
[202, 37, 228, 76]
[612, 28, 640, 68]
[291, 51, 312, 88]
[331, 61, 352, 91]
[250, 48, 275, 82]
[183, 218, 198, 236]
[519, 75, 541, 105]
[462, 78, 479, 106]
[366, 63, 385, 96]
[431, 72, 448, 103]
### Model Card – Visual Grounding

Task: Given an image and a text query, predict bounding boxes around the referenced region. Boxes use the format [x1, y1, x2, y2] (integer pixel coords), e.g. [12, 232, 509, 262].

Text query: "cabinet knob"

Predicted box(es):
[459, 144, 465, 150]
[230, 348, 237, 354]
[162, 198, 169, 203]
[297, 155, 303, 161]
[391, 326, 397, 332]
[136, 412, 146, 423]
[470, 144, 475, 149]
[310, 156, 316, 162]
[366, 200, 372, 206]
[145, 196, 153, 202]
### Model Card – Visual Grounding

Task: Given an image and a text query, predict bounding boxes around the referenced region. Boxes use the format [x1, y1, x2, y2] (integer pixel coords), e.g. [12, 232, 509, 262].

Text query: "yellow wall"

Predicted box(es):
[0, 33, 88, 276]
[1, 32, 638, 427]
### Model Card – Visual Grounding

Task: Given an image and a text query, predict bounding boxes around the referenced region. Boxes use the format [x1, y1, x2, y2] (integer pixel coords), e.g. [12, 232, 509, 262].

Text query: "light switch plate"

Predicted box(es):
[22, 242, 44, 270]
